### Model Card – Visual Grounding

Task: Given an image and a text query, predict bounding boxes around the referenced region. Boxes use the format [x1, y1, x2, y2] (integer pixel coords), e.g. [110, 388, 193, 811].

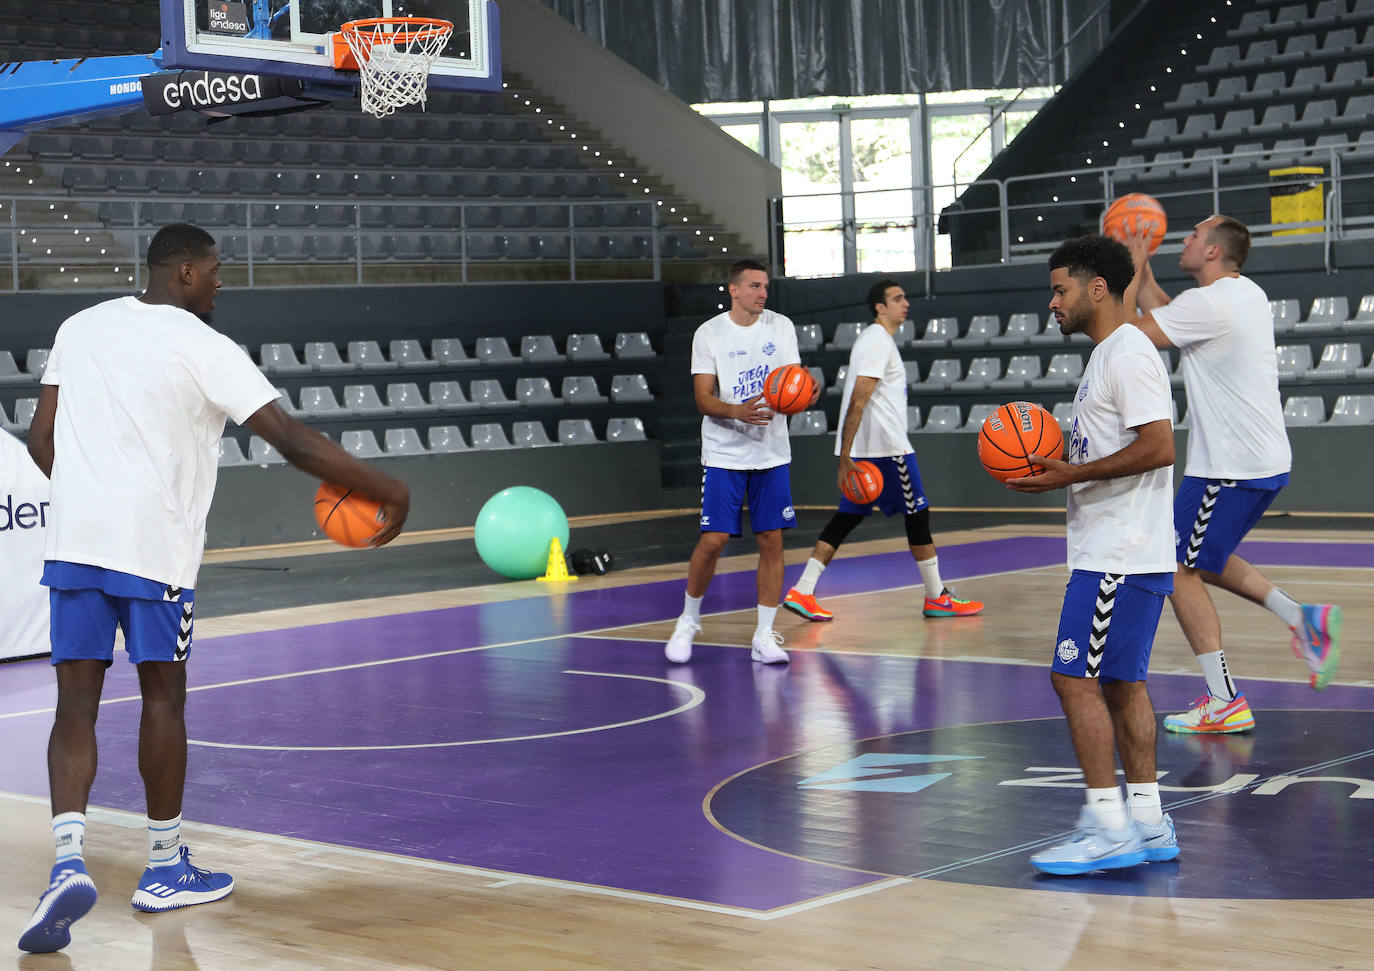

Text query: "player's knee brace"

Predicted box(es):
[818, 512, 865, 549]
[905, 508, 933, 547]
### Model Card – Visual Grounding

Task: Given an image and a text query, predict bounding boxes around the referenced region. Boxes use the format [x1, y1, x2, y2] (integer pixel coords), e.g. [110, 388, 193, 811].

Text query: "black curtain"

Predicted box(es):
[538, 0, 1094, 101]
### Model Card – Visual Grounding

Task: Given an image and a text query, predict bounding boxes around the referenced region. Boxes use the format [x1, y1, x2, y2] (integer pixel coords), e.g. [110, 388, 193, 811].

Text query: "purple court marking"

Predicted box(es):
[0, 535, 1368, 910]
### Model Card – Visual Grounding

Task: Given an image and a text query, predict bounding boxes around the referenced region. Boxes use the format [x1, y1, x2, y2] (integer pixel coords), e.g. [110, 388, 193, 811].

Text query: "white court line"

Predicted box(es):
[187, 671, 705, 752]
[0, 789, 904, 920]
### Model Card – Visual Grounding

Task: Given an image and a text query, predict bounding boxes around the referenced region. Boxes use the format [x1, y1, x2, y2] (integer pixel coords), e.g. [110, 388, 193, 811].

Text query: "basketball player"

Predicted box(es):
[1010, 235, 1178, 875]
[664, 259, 802, 665]
[19, 224, 410, 953]
[1122, 215, 1340, 735]
[782, 279, 983, 622]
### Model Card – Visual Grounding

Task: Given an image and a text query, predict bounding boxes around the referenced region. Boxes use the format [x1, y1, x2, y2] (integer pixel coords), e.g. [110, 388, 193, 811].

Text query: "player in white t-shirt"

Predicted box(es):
[1121, 215, 1340, 736]
[664, 259, 804, 666]
[782, 279, 983, 623]
[19, 224, 410, 955]
[1008, 235, 1178, 876]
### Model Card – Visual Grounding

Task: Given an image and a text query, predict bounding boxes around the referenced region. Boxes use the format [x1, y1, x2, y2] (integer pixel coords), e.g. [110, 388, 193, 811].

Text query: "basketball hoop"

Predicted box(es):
[333, 17, 454, 119]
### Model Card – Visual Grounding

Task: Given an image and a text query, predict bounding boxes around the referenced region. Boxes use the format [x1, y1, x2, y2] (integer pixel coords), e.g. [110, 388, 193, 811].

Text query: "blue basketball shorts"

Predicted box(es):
[837, 452, 929, 517]
[1053, 570, 1173, 683]
[1174, 476, 1283, 573]
[699, 465, 796, 535]
[44, 562, 195, 666]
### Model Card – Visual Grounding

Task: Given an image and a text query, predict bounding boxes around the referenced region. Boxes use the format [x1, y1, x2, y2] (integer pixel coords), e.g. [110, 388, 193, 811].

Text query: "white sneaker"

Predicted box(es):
[750, 631, 789, 665]
[665, 616, 701, 663]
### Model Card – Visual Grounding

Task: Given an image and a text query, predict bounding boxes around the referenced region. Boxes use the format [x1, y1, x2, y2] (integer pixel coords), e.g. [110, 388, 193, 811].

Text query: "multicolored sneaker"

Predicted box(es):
[18, 860, 97, 953]
[131, 845, 234, 913]
[783, 588, 833, 622]
[923, 588, 984, 618]
[1134, 813, 1180, 862]
[1290, 603, 1342, 691]
[1029, 808, 1147, 876]
[1163, 692, 1256, 734]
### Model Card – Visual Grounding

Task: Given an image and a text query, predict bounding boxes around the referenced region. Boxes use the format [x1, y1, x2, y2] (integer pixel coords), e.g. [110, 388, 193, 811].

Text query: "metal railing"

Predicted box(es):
[770, 142, 1365, 285]
[0, 195, 728, 291]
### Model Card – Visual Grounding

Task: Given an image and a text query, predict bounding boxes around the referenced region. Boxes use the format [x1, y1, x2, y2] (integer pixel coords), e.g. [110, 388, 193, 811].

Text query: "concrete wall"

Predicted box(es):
[498, 0, 781, 256]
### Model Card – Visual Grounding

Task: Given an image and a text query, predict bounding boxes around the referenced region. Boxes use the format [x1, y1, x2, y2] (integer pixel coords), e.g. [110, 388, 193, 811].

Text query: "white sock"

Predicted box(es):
[1198, 650, 1237, 701]
[1263, 587, 1305, 629]
[1126, 781, 1163, 825]
[754, 604, 778, 640]
[53, 812, 85, 865]
[682, 593, 703, 624]
[1084, 787, 1128, 831]
[147, 815, 182, 868]
[916, 556, 943, 598]
[794, 558, 825, 596]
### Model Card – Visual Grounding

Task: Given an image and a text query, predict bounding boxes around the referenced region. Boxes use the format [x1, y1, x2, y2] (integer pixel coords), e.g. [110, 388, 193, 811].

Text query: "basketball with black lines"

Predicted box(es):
[840, 460, 884, 505]
[762, 363, 818, 415]
[314, 482, 385, 548]
[977, 401, 1063, 483]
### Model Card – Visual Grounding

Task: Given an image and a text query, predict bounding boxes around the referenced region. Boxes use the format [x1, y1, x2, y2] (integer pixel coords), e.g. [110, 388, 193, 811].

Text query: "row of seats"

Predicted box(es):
[0, 333, 657, 385]
[1201, 26, 1374, 75]
[1230, 1, 1371, 38]
[1167, 60, 1374, 111]
[202, 231, 678, 264]
[220, 418, 649, 465]
[271, 375, 653, 417]
[1133, 95, 1374, 149]
[97, 202, 654, 232]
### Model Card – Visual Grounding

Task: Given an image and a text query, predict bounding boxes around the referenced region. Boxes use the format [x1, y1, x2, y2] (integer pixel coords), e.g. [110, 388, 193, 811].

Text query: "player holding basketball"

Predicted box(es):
[1010, 235, 1178, 875]
[782, 279, 983, 622]
[665, 259, 801, 665]
[1122, 215, 1340, 734]
[19, 224, 410, 953]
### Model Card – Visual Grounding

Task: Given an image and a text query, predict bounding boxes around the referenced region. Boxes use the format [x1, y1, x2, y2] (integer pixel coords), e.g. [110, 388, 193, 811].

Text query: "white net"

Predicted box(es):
[341, 18, 453, 119]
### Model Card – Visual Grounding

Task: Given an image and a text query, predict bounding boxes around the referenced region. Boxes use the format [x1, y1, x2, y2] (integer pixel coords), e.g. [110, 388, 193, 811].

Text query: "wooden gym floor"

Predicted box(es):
[1, 511, 1371, 970]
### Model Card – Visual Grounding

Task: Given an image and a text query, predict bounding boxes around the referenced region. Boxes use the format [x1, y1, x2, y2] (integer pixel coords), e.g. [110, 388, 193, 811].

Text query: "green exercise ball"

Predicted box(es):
[473, 486, 570, 579]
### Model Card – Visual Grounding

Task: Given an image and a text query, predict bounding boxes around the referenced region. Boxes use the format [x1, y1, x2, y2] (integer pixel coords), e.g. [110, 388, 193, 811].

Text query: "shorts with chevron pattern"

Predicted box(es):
[837, 452, 928, 517]
[47, 566, 196, 666]
[1173, 476, 1282, 573]
[1052, 570, 1172, 682]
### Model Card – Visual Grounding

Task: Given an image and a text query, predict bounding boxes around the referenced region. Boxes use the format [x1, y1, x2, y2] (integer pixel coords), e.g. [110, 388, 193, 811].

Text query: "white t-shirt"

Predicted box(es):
[0, 429, 51, 659]
[1065, 324, 1177, 575]
[835, 324, 912, 458]
[1151, 275, 1291, 480]
[690, 309, 799, 470]
[43, 296, 279, 589]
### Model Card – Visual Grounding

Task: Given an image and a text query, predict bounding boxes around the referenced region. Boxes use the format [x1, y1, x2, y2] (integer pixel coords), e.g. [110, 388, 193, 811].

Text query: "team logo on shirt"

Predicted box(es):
[762, 342, 776, 356]
[1077, 379, 1090, 402]
[728, 349, 748, 358]
[1056, 638, 1079, 663]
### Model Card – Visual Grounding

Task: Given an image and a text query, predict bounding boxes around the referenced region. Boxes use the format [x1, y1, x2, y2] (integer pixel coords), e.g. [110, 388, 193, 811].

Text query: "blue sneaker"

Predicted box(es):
[18, 860, 98, 953]
[131, 845, 234, 913]
[1291, 603, 1342, 691]
[1134, 813, 1180, 862]
[1030, 808, 1147, 876]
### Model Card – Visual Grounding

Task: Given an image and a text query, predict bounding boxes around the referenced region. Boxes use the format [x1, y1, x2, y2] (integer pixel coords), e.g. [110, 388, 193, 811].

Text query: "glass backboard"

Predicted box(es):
[158, 0, 500, 92]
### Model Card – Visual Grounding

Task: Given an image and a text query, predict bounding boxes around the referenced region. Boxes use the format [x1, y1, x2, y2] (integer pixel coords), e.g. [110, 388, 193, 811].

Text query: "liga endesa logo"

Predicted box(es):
[0, 493, 49, 531]
[140, 71, 303, 115]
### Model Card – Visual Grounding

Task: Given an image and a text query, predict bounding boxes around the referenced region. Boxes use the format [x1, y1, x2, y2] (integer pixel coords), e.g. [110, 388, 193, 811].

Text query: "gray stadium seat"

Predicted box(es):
[521, 335, 564, 363]
[826, 322, 862, 351]
[383, 427, 427, 455]
[299, 386, 350, 417]
[469, 379, 513, 408]
[566, 333, 610, 361]
[990, 354, 1042, 391]
[249, 436, 287, 465]
[557, 419, 599, 445]
[341, 430, 384, 459]
[923, 359, 962, 390]
[261, 343, 312, 375]
[955, 315, 1001, 347]
[920, 405, 962, 432]
[610, 374, 653, 403]
[893, 320, 915, 347]
[788, 410, 828, 436]
[431, 338, 473, 367]
[426, 425, 469, 453]
[348, 340, 394, 371]
[607, 417, 647, 442]
[1298, 296, 1349, 329]
[964, 403, 1000, 430]
[513, 420, 558, 448]
[614, 332, 655, 360]
[795, 323, 823, 352]
[389, 340, 440, 369]
[217, 438, 249, 467]
[469, 422, 514, 450]
[475, 337, 518, 365]
[516, 377, 561, 407]
[991, 313, 1041, 346]
[903, 361, 921, 389]
[917, 317, 957, 345]
[827, 365, 848, 396]
[342, 384, 392, 416]
[1329, 394, 1374, 425]
[0, 350, 34, 386]
[1275, 344, 1314, 380]
[386, 382, 434, 414]
[304, 342, 355, 373]
[561, 375, 608, 406]
[1031, 353, 1085, 390]
[1051, 401, 1075, 432]
[1283, 395, 1326, 426]
[951, 357, 1001, 391]
[906, 406, 922, 430]
[1306, 342, 1364, 380]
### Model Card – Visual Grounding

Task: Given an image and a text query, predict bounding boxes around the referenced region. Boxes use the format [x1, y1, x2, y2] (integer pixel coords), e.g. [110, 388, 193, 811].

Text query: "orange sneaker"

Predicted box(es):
[923, 588, 984, 618]
[783, 588, 833, 622]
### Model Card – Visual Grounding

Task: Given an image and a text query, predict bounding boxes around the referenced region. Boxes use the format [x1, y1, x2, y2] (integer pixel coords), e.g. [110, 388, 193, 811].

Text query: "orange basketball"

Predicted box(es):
[313, 482, 385, 548]
[977, 401, 1064, 484]
[763, 363, 819, 415]
[1101, 193, 1167, 253]
[841, 460, 884, 505]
